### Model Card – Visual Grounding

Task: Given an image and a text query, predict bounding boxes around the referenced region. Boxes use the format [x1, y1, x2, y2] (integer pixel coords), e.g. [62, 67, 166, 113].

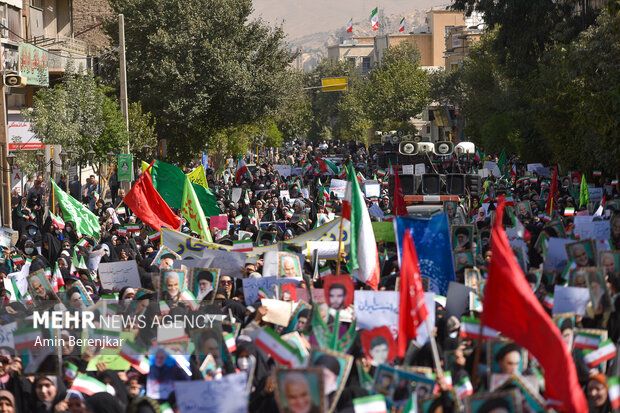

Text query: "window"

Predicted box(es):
[30, 0, 43, 8]
[362, 57, 371, 74]
[348, 57, 356, 66]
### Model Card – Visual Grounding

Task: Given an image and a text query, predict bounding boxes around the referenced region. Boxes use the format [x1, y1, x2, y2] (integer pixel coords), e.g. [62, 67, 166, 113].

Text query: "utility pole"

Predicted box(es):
[119, 14, 130, 191]
[0, 85, 11, 228]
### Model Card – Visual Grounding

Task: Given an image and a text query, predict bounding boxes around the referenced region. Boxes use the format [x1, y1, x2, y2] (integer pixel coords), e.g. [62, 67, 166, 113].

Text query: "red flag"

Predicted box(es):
[482, 197, 587, 413]
[398, 230, 429, 358]
[545, 165, 558, 216]
[123, 169, 181, 231]
[392, 164, 408, 217]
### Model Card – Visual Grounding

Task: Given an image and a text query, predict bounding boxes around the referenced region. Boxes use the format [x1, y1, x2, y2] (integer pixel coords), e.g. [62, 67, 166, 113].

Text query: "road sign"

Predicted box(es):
[321, 77, 348, 92]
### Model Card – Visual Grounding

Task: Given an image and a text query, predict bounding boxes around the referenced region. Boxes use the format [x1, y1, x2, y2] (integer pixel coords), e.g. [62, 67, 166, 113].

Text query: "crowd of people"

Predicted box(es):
[0, 140, 618, 413]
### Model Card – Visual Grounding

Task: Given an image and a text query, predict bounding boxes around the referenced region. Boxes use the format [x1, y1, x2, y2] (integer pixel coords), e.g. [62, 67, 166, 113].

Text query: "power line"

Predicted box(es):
[0, 23, 117, 61]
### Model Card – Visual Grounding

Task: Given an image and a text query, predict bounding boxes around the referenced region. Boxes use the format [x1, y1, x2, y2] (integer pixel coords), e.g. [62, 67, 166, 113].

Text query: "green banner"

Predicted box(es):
[372, 221, 395, 243]
[118, 154, 133, 181]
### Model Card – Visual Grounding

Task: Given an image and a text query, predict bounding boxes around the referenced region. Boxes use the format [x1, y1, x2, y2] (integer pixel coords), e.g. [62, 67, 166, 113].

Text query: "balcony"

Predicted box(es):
[31, 36, 100, 73]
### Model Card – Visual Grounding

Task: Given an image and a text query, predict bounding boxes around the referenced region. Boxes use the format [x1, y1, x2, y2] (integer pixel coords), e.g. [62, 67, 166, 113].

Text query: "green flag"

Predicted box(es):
[51, 180, 100, 239]
[142, 160, 221, 217]
[181, 176, 212, 242]
[497, 149, 507, 175]
[579, 174, 589, 208]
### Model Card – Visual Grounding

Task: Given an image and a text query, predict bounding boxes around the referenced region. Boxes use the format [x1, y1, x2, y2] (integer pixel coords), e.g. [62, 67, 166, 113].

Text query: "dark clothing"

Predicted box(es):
[69, 180, 82, 201]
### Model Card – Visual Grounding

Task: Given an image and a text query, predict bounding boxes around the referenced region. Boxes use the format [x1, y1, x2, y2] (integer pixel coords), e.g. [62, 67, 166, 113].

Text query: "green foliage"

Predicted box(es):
[534, 7, 620, 173]
[363, 42, 429, 128]
[24, 63, 128, 165]
[274, 70, 312, 141]
[104, 0, 296, 160]
[128, 101, 158, 155]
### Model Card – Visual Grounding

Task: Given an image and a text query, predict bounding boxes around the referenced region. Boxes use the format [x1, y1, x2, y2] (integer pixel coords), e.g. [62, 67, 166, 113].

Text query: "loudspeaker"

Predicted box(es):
[389, 174, 421, 196]
[434, 141, 454, 156]
[398, 141, 418, 156]
[422, 174, 441, 195]
[446, 174, 466, 196]
[466, 175, 482, 197]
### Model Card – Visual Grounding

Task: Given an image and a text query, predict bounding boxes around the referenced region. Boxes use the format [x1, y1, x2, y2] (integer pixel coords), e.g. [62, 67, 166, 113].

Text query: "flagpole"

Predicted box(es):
[335, 215, 345, 275]
[424, 317, 444, 378]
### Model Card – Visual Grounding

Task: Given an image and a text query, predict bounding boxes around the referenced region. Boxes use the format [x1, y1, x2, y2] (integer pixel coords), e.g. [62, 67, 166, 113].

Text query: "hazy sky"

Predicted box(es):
[251, 0, 447, 39]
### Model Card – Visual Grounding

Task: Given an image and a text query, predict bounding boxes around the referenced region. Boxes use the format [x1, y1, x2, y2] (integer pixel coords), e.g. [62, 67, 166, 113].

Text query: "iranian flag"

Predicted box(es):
[64, 361, 79, 381]
[233, 240, 253, 252]
[459, 316, 499, 340]
[353, 394, 387, 413]
[346, 18, 353, 33]
[51, 262, 65, 293]
[148, 231, 161, 241]
[50, 212, 65, 229]
[370, 7, 379, 31]
[573, 332, 602, 350]
[224, 332, 237, 353]
[257, 288, 269, 300]
[13, 327, 40, 350]
[609, 377, 620, 410]
[235, 156, 253, 184]
[180, 289, 200, 311]
[543, 293, 553, 310]
[342, 163, 380, 290]
[398, 17, 405, 32]
[583, 339, 617, 368]
[120, 341, 150, 374]
[70, 374, 108, 396]
[254, 327, 303, 367]
[455, 376, 473, 398]
[316, 157, 339, 175]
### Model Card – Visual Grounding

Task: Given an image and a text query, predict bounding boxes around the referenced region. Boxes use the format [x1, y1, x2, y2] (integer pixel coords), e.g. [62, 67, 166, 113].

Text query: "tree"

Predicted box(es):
[128, 101, 158, 158]
[534, 6, 620, 173]
[363, 42, 430, 128]
[104, 0, 296, 160]
[24, 63, 128, 165]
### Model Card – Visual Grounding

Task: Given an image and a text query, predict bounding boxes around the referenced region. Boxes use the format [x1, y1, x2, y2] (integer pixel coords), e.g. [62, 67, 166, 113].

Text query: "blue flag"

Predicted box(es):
[394, 214, 455, 295]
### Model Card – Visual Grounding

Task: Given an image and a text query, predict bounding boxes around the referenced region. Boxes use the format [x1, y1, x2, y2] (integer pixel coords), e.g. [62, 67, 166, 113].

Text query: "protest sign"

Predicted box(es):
[231, 188, 242, 203]
[261, 251, 304, 279]
[544, 238, 573, 272]
[589, 187, 603, 203]
[86, 355, 130, 371]
[483, 161, 501, 177]
[98, 261, 141, 290]
[0, 322, 16, 348]
[279, 190, 290, 201]
[210, 215, 229, 231]
[273, 165, 292, 178]
[354, 291, 399, 337]
[552, 286, 591, 315]
[0, 227, 13, 249]
[372, 222, 395, 243]
[415, 163, 426, 175]
[394, 214, 455, 295]
[573, 216, 610, 241]
[329, 179, 347, 200]
[175, 251, 245, 278]
[301, 188, 309, 199]
[364, 181, 381, 198]
[242, 277, 298, 305]
[401, 165, 414, 175]
[478, 168, 489, 178]
[445, 282, 476, 318]
[261, 299, 293, 326]
[369, 204, 384, 219]
[176, 373, 248, 413]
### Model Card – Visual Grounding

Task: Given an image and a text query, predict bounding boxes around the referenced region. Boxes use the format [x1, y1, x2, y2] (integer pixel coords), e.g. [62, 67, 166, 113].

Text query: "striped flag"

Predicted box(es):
[117, 227, 127, 236]
[346, 18, 353, 33]
[160, 402, 174, 413]
[319, 266, 331, 278]
[119, 341, 150, 374]
[64, 361, 79, 381]
[370, 7, 379, 30]
[159, 301, 170, 315]
[377, 169, 387, 177]
[11, 255, 24, 266]
[148, 231, 161, 242]
[70, 374, 108, 396]
[573, 332, 602, 350]
[593, 171, 602, 177]
[50, 212, 65, 229]
[51, 262, 65, 293]
[257, 288, 269, 300]
[233, 240, 253, 252]
[224, 332, 237, 353]
[398, 17, 405, 32]
[116, 207, 126, 215]
[254, 327, 303, 367]
[543, 293, 553, 310]
[180, 289, 200, 311]
[126, 224, 140, 232]
[353, 394, 387, 413]
[77, 238, 89, 248]
[459, 316, 499, 340]
[564, 207, 575, 216]
[285, 209, 293, 219]
[13, 327, 40, 350]
[455, 376, 473, 398]
[582, 339, 617, 368]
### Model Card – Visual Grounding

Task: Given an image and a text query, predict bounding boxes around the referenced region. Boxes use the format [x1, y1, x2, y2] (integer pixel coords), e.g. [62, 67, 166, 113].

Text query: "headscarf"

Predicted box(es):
[42, 232, 62, 264]
[235, 341, 271, 384]
[106, 207, 120, 225]
[84, 393, 125, 413]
